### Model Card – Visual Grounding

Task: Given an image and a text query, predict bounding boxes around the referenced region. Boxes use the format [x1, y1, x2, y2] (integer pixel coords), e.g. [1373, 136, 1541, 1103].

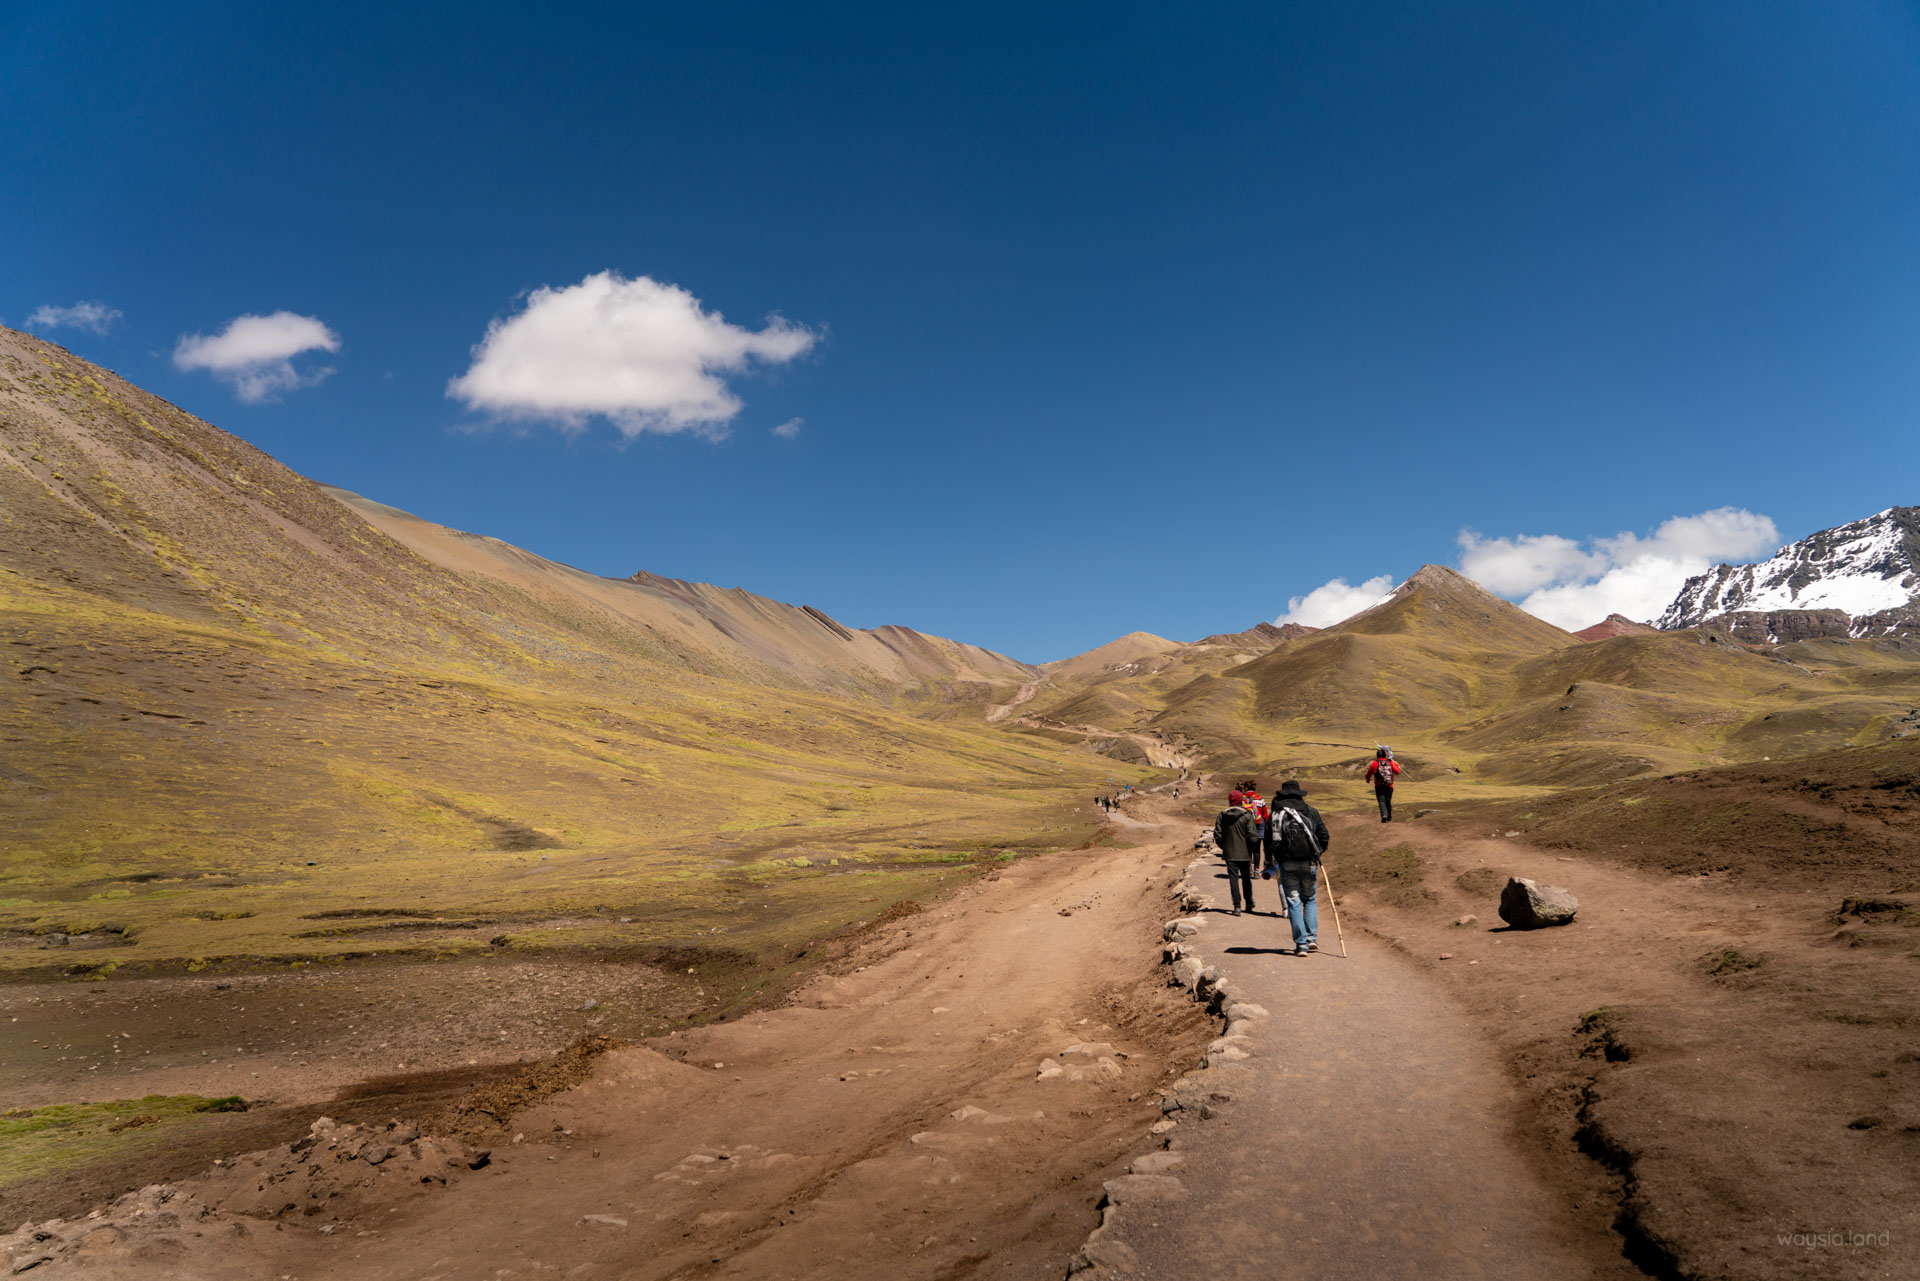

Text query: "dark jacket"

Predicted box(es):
[1263, 798, 1331, 871]
[1212, 805, 1260, 862]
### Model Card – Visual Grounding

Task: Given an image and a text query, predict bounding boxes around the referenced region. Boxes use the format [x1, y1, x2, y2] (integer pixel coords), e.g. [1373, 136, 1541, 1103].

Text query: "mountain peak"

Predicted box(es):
[1333, 563, 1576, 651]
[1657, 506, 1920, 639]
[1574, 613, 1659, 642]
[1395, 564, 1495, 597]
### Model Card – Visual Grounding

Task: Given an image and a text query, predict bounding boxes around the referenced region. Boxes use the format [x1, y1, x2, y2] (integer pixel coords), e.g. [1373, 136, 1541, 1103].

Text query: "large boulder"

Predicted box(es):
[1499, 877, 1578, 928]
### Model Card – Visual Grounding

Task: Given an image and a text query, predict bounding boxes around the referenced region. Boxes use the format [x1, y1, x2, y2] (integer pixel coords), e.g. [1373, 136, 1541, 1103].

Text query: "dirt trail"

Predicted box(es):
[984, 678, 1046, 722]
[9, 821, 1210, 1280]
[1014, 715, 1196, 771]
[1132, 861, 1632, 1280]
[24, 790, 1903, 1279]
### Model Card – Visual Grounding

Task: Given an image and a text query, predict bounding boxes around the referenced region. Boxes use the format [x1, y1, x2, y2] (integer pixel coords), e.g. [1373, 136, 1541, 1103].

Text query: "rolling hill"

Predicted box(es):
[1024, 563, 1920, 788]
[0, 326, 1119, 976]
[329, 487, 1037, 702]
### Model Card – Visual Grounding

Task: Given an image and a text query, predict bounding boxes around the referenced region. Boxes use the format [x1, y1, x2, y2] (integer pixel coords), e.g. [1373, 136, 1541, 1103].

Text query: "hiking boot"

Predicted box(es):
[1306, 941, 1319, 952]
[1229, 908, 1241, 917]
[1293, 945, 1308, 956]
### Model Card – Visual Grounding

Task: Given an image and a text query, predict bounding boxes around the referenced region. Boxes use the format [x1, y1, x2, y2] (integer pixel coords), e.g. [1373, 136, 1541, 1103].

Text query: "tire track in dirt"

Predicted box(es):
[3, 822, 1214, 1280]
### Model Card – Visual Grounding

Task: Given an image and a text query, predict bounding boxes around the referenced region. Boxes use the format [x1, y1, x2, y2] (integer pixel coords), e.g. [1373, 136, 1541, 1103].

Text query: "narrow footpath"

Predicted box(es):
[1089, 800, 1633, 1281]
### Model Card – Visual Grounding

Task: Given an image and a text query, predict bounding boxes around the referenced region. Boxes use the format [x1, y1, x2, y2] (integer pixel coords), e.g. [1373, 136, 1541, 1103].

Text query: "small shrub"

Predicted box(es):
[1705, 948, 1763, 978]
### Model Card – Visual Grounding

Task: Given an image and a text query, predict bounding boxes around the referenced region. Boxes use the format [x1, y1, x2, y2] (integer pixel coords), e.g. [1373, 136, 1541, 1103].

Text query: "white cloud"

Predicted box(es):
[1458, 507, 1780, 630]
[447, 271, 817, 439]
[1457, 531, 1603, 595]
[28, 301, 123, 335]
[172, 311, 340, 403]
[1275, 575, 1395, 628]
[771, 417, 804, 439]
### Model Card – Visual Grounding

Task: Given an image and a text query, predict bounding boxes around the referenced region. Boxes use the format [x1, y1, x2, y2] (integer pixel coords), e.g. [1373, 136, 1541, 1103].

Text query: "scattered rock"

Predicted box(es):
[1170, 958, 1205, 990]
[1439, 953, 1454, 960]
[0, 1119, 488, 1273]
[38, 933, 68, 948]
[581, 1214, 627, 1227]
[1070, 1236, 1140, 1276]
[1498, 877, 1579, 928]
[1149, 1119, 1177, 1135]
[1163, 918, 1204, 941]
[1129, 1151, 1185, 1175]
[1101, 1174, 1188, 1204]
[1452, 915, 1478, 928]
[1221, 1002, 1267, 1022]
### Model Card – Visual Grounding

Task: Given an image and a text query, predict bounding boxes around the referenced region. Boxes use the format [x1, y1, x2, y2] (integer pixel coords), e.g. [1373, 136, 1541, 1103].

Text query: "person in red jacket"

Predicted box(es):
[1363, 747, 1402, 822]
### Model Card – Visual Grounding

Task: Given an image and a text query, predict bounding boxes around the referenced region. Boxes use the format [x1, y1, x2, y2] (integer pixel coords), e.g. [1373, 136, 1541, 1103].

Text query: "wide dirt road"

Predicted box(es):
[12, 815, 1208, 1280]
[1125, 869, 1633, 1280]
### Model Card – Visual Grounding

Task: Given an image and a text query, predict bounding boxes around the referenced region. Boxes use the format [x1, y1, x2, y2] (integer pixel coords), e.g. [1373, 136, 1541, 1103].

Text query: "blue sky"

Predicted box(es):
[6, 2, 1919, 660]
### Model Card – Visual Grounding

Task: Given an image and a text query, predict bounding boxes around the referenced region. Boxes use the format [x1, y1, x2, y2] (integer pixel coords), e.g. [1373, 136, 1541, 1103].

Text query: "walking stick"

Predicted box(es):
[1320, 861, 1348, 958]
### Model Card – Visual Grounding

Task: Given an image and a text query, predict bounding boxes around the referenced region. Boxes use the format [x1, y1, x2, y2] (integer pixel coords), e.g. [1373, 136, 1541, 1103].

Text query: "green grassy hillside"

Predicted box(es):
[1029, 564, 1920, 792]
[0, 328, 1132, 976]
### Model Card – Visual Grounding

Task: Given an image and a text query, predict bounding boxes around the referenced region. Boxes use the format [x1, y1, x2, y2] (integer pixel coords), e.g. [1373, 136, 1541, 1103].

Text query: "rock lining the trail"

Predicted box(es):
[1068, 857, 1267, 1279]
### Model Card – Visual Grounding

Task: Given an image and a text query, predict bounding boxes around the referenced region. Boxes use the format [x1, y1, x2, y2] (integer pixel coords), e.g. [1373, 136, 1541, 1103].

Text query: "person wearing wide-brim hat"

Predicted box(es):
[1262, 779, 1332, 954]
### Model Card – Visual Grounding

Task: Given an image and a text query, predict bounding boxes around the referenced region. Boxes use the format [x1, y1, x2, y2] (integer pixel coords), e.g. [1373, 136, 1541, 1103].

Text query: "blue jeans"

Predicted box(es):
[1279, 862, 1318, 949]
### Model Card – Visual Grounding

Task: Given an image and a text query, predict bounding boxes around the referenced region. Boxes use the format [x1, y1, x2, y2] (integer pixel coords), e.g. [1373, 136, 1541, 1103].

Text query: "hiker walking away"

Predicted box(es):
[1364, 747, 1402, 823]
[1263, 780, 1331, 954]
[1212, 790, 1261, 916]
[1245, 786, 1270, 846]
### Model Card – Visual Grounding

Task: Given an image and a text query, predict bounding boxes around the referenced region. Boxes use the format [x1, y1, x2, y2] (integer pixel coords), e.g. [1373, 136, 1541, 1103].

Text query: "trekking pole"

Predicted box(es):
[1320, 862, 1348, 958]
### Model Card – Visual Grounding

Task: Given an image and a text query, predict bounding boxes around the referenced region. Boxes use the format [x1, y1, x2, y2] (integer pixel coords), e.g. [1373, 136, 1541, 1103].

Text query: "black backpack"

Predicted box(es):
[1273, 806, 1322, 860]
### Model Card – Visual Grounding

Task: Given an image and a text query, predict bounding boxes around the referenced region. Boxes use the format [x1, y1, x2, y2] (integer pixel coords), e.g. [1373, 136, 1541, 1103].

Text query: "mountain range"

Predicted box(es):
[5, 322, 1919, 976]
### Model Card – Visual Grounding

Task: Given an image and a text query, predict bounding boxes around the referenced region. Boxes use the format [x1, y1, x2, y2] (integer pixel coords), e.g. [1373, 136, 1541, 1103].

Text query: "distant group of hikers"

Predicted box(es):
[1095, 785, 1135, 814]
[1210, 747, 1403, 955]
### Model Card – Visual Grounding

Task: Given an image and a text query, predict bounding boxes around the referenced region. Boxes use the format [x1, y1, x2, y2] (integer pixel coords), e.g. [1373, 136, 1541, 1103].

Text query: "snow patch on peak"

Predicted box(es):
[1657, 506, 1920, 630]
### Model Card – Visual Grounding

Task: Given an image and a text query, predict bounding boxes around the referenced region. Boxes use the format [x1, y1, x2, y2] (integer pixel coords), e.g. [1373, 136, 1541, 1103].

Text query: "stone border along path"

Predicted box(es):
[1066, 849, 1246, 1279]
[1068, 843, 1627, 1281]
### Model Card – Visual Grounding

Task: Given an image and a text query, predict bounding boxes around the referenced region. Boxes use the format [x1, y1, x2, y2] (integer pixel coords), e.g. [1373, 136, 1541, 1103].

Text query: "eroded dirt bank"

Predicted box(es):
[1316, 808, 1920, 1281]
[3, 818, 1212, 1279]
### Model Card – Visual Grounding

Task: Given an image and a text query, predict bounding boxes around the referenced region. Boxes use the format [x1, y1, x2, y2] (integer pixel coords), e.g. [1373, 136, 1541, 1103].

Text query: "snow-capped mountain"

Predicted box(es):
[1657, 506, 1920, 640]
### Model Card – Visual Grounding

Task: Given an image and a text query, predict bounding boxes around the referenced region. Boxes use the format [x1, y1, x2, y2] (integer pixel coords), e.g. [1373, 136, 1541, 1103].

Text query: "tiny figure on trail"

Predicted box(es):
[1212, 790, 1261, 916]
[1363, 746, 1402, 823]
[1262, 780, 1331, 954]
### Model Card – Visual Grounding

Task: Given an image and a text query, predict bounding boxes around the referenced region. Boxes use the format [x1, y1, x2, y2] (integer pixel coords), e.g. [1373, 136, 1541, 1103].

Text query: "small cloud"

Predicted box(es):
[1456, 531, 1602, 596]
[27, 301, 123, 336]
[447, 271, 817, 439]
[1458, 507, 1781, 629]
[173, 311, 340, 403]
[1275, 575, 1395, 628]
[771, 417, 803, 439]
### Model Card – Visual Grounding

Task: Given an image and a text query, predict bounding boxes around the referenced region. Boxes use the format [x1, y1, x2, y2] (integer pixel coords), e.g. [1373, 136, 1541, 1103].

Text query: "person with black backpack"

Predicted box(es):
[1262, 779, 1332, 955]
